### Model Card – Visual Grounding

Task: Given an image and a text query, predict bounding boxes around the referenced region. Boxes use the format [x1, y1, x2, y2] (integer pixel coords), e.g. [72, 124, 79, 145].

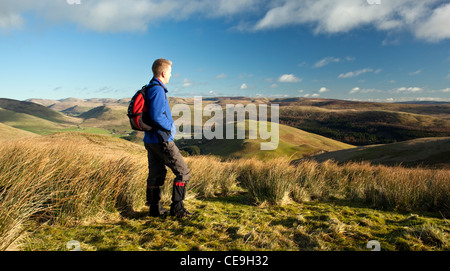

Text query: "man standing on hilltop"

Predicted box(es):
[144, 58, 192, 218]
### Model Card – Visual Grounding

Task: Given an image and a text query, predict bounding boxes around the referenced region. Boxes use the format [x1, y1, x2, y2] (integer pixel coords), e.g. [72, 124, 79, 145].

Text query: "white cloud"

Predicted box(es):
[349, 87, 360, 94]
[0, 0, 259, 33]
[278, 74, 302, 83]
[314, 57, 340, 68]
[208, 90, 218, 96]
[345, 56, 356, 62]
[395, 87, 423, 93]
[1, 0, 449, 42]
[312, 93, 320, 98]
[215, 73, 227, 79]
[182, 78, 193, 87]
[394, 97, 450, 102]
[338, 68, 380, 78]
[240, 83, 248, 90]
[415, 3, 450, 42]
[270, 84, 279, 89]
[0, 11, 24, 30]
[409, 69, 422, 76]
[349, 87, 383, 94]
[318, 87, 329, 93]
[253, 0, 449, 42]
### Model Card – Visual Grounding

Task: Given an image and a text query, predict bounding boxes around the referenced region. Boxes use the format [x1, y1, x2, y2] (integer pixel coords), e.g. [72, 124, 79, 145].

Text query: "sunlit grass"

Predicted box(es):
[1, 133, 449, 251]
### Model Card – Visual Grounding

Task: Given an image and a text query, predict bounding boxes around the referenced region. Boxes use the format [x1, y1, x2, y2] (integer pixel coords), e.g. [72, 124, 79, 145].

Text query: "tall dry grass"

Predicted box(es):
[186, 156, 239, 197]
[1, 135, 449, 250]
[238, 158, 293, 205]
[236, 157, 450, 215]
[0, 139, 147, 250]
[158, 156, 239, 204]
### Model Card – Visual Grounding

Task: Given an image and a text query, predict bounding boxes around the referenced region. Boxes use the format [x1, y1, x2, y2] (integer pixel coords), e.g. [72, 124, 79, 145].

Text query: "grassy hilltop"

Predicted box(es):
[0, 132, 448, 251]
[294, 137, 450, 169]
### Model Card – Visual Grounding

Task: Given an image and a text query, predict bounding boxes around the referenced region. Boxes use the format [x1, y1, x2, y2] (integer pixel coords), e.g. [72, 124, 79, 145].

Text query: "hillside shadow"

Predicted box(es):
[119, 208, 150, 219]
[201, 193, 255, 206]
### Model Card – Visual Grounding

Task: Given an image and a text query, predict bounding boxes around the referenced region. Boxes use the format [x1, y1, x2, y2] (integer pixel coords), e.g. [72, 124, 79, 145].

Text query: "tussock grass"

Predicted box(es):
[0, 138, 146, 249]
[234, 157, 449, 216]
[292, 160, 448, 214]
[185, 156, 239, 198]
[238, 158, 293, 205]
[0, 133, 449, 250]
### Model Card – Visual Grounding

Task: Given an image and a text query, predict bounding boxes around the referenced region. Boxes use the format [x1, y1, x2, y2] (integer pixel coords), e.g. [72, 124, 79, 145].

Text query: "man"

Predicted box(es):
[144, 58, 191, 218]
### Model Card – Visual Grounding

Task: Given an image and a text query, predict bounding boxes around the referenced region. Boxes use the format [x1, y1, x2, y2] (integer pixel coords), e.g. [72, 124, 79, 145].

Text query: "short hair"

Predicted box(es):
[152, 58, 172, 77]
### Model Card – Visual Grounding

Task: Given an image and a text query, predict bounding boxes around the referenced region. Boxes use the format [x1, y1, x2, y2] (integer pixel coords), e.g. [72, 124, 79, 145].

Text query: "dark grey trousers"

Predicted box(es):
[145, 141, 190, 204]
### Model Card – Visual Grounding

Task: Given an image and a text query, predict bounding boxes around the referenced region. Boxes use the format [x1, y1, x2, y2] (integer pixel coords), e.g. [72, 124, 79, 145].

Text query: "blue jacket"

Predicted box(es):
[143, 77, 175, 143]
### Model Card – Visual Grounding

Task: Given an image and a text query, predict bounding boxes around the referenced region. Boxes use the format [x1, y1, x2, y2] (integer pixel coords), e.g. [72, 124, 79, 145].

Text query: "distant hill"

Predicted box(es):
[0, 98, 75, 124]
[165, 97, 450, 146]
[26, 98, 60, 107]
[61, 105, 92, 117]
[0, 108, 76, 135]
[79, 105, 129, 131]
[396, 101, 450, 105]
[79, 105, 126, 120]
[79, 106, 112, 120]
[12, 96, 450, 151]
[280, 105, 450, 146]
[269, 97, 450, 115]
[27, 97, 129, 115]
[176, 120, 353, 160]
[293, 137, 450, 169]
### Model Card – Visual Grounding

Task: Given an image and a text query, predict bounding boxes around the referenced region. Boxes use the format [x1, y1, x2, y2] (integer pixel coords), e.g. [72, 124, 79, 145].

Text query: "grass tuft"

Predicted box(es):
[0, 133, 449, 250]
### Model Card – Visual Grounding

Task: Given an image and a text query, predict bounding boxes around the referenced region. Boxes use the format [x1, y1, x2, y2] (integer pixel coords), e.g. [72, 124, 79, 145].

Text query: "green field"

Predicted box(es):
[0, 108, 74, 135]
[24, 196, 449, 251]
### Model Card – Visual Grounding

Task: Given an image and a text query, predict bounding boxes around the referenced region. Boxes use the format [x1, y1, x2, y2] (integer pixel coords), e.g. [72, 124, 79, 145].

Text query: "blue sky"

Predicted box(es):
[1, 0, 449, 102]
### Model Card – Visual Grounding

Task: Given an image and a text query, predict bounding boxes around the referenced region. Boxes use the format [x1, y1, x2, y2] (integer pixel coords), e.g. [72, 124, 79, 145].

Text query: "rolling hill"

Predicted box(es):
[293, 137, 450, 169]
[28, 97, 129, 116]
[0, 122, 38, 140]
[0, 98, 82, 134]
[176, 120, 354, 160]
[0, 98, 76, 124]
[0, 98, 129, 135]
[22, 96, 450, 145]
[3, 96, 449, 166]
[280, 105, 450, 145]
[0, 108, 77, 135]
[79, 105, 130, 132]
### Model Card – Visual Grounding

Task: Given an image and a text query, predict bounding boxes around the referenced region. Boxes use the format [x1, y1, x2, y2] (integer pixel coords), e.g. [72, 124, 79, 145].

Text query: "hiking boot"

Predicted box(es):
[170, 202, 192, 218]
[149, 203, 168, 217]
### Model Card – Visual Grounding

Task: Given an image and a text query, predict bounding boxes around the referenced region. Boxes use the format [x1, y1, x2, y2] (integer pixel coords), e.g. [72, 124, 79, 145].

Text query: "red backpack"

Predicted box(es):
[127, 84, 157, 131]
